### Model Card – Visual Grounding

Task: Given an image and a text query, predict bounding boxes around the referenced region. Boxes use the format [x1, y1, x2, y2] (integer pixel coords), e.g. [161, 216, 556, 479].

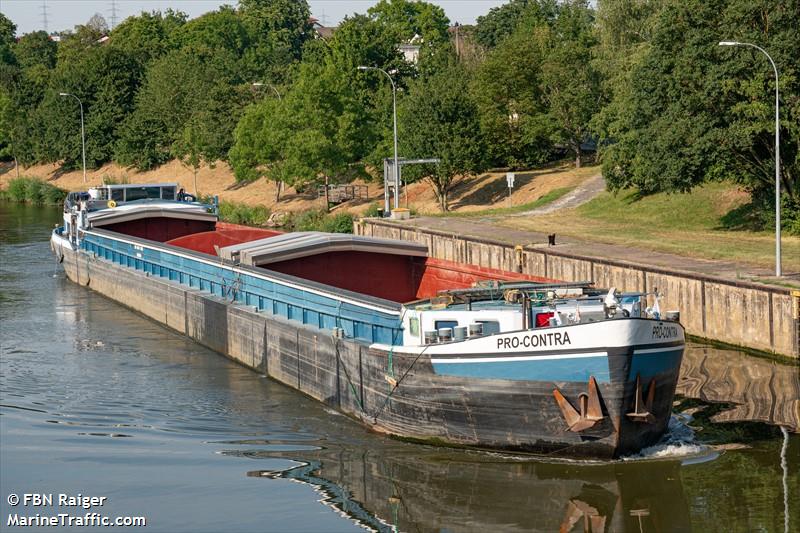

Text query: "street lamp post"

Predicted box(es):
[252, 82, 281, 100]
[719, 41, 782, 276]
[59, 92, 87, 184]
[358, 66, 399, 210]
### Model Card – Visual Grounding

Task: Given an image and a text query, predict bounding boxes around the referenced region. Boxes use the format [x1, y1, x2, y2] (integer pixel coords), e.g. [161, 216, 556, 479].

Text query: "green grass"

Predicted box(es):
[1, 177, 67, 205]
[433, 187, 573, 218]
[499, 182, 800, 270]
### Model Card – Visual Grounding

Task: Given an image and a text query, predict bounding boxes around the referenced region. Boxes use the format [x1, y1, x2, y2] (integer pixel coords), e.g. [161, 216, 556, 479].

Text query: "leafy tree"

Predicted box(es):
[230, 59, 373, 199]
[173, 112, 217, 196]
[55, 24, 106, 65]
[326, 14, 409, 174]
[537, 0, 600, 167]
[367, 0, 450, 44]
[474, 0, 557, 49]
[13, 31, 57, 70]
[109, 10, 186, 67]
[0, 88, 13, 160]
[471, 29, 553, 168]
[238, 0, 311, 83]
[0, 14, 18, 86]
[173, 6, 249, 57]
[598, 0, 799, 232]
[115, 47, 245, 169]
[399, 59, 486, 211]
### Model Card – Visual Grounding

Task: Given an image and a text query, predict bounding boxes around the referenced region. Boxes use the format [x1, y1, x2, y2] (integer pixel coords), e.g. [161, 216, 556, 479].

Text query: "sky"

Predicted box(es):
[0, 0, 508, 36]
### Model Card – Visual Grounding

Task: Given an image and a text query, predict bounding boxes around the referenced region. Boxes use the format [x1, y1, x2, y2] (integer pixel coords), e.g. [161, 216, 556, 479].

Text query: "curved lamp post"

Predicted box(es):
[252, 82, 282, 100]
[357, 65, 399, 210]
[719, 41, 781, 276]
[59, 92, 87, 184]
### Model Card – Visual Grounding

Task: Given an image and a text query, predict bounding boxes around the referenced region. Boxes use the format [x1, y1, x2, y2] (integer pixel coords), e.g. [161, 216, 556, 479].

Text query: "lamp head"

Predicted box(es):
[357, 66, 370, 71]
[59, 92, 68, 96]
[718, 41, 739, 46]
[251, 82, 263, 87]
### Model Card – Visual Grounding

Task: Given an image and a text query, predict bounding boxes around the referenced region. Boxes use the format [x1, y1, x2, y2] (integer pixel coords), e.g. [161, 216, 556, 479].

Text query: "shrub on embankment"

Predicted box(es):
[216, 201, 354, 234]
[284, 209, 354, 234]
[217, 201, 271, 227]
[0, 177, 67, 205]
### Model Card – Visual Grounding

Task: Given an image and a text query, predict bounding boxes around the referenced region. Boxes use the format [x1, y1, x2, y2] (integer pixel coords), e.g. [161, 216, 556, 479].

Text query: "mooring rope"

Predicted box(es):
[331, 334, 366, 414]
[371, 343, 432, 425]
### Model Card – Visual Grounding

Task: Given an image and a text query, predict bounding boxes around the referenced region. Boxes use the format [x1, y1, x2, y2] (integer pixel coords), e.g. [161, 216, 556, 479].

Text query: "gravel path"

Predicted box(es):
[506, 173, 605, 217]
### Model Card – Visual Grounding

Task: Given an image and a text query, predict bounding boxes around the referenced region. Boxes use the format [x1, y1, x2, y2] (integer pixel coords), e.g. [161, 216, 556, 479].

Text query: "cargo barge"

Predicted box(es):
[51, 183, 685, 458]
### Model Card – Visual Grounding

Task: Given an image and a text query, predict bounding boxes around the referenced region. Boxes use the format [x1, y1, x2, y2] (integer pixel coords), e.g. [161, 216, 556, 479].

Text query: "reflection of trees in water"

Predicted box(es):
[680, 433, 798, 533]
[679, 344, 799, 431]
[239, 446, 691, 532]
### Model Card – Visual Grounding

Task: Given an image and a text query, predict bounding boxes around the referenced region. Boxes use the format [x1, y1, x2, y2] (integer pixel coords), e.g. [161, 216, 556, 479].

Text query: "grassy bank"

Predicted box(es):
[0, 177, 67, 205]
[436, 187, 573, 218]
[498, 182, 800, 269]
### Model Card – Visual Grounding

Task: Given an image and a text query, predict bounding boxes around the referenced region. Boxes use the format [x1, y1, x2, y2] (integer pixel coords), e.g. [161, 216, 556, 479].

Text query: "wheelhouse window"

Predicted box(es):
[434, 320, 459, 331]
[477, 320, 500, 334]
[161, 186, 176, 200]
[125, 188, 148, 201]
[111, 189, 124, 202]
[409, 317, 420, 337]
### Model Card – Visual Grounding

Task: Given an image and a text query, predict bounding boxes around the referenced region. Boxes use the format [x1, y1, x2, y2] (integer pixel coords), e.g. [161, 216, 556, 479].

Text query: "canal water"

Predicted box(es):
[1, 203, 798, 532]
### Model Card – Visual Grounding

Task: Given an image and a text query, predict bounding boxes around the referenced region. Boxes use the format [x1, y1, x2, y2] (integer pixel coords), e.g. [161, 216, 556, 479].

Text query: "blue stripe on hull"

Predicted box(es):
[432, 355, 610, 383]
[628, 348, 684, 380]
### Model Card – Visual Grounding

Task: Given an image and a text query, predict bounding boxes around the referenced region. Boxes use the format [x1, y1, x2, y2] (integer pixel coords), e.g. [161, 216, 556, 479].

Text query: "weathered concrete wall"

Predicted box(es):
[356, 220, 800, 359]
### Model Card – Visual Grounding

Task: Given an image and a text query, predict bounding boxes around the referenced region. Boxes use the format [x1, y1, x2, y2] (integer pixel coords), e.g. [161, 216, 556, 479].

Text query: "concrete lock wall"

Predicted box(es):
[355, 219, 800, 359]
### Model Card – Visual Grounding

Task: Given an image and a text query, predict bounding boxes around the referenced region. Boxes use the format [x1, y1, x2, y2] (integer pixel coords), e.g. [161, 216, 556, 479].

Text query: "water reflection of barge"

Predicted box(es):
[51, 183, 685, 458]
[244, 447, 691, 532]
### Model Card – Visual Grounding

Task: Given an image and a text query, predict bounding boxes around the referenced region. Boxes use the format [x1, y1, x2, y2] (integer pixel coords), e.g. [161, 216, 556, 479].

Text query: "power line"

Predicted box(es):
[109, 0, 118, 30]
[40, 0, 49, 33]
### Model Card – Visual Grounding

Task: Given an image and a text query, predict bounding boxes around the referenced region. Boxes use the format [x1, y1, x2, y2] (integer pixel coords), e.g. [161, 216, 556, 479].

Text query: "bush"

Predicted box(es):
[363, 202, 382, 218]
[284, 208, 354, 234]
[3, 177, 67, 205]
[217, 201, 270, 226]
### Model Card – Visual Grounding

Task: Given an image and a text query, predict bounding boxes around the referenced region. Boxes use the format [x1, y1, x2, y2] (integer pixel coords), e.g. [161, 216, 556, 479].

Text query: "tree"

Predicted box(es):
[597, 0, 799, 232]
[230, 57, 374, 200]
[0, 88, 13, 161]
[238, 0, 312, 83]
[13, 31, 57, 70]
[471, 29, 553, 168]
[537, 1, 600, 168]
[86, 13, 109, 34]
[368, 0, 450, 44]
[399, 59, 486, 211]
[0, 13, 18, 86]
[474, 0, 557, 49]
[115, 47, 245, 170]
[173, 6, 249, 57]
[173, 112, 217, 196]
[109, 10, 186, 68]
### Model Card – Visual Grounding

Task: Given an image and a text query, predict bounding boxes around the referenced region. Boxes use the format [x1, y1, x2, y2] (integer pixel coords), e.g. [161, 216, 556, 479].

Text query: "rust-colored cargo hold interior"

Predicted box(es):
[106, 220, 549, 303]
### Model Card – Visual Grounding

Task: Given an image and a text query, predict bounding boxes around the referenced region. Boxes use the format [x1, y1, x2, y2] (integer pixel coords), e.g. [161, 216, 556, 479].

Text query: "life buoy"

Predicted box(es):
[107, 200, 117, 208]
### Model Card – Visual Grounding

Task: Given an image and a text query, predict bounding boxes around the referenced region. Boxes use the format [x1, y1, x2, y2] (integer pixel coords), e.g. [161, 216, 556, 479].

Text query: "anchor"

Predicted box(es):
[626, 373, 656, 423]
[553, 376, 605, 432]
[559, 498, 607, 533]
